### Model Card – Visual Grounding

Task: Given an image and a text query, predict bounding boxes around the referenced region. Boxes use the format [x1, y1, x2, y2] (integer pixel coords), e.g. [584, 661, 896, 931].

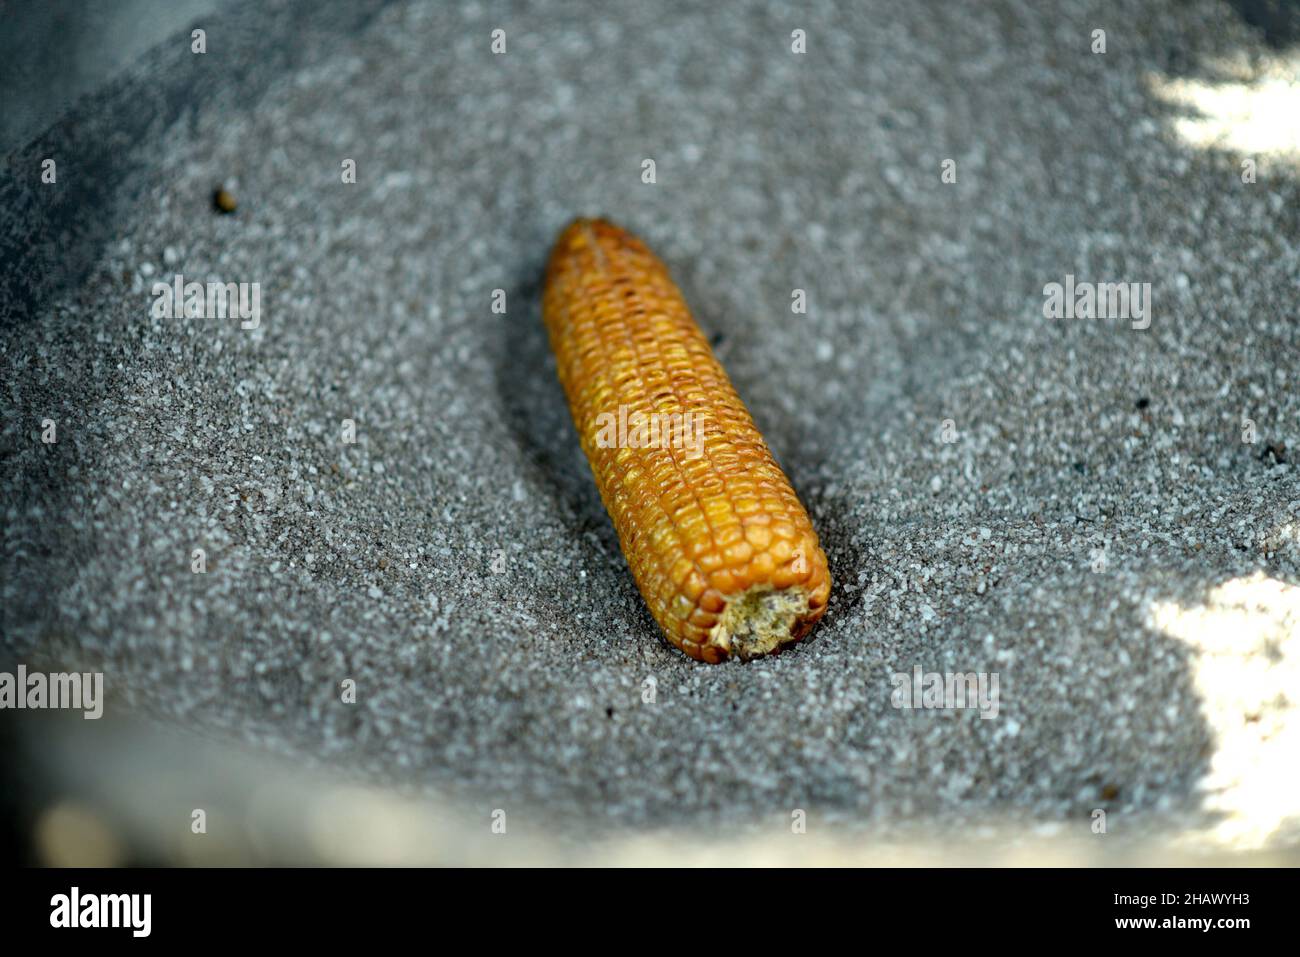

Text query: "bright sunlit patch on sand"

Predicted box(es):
[36, 800, 124, 867]
[1148, 573, 1300, 850]
[306, 786, 433, 864]
[1147, 57, 1300, 157]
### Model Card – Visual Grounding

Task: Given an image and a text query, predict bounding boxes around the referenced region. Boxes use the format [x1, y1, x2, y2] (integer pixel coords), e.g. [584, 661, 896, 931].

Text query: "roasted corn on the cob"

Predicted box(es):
[542, 218, 831, 662]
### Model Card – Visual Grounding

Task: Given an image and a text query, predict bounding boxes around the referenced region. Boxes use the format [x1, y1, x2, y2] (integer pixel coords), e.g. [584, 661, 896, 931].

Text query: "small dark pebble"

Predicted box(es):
[1135, 397, 1150, 410]
[213, 187, 238, 214]
[1260, 443, 1286, 465]
[1072, 461, 1086, 475]
[1101, 783, 1119, 801]
[605, 706, 614, 718]
[709, 331, 726, 348]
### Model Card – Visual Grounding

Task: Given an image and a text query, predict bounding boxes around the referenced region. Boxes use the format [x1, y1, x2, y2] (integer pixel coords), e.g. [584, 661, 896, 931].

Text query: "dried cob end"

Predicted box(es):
[543, 217, 831, 663]
[713, 586, 820, 660]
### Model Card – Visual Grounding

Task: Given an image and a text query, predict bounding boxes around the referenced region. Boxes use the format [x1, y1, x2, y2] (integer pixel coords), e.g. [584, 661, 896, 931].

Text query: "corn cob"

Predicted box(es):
[542, 218, 831, 663]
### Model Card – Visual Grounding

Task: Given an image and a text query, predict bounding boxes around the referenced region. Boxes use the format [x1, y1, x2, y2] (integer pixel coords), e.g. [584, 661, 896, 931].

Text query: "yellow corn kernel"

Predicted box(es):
[542, 218, 831, 662]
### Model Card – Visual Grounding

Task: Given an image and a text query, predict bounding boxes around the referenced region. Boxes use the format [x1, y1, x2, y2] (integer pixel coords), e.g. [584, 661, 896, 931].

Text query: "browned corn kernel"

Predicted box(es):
[542, 218, 831, 663]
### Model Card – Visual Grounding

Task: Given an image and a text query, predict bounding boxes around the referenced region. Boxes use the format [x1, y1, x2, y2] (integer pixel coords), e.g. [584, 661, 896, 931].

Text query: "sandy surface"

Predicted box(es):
[2, 0, 1298, 859]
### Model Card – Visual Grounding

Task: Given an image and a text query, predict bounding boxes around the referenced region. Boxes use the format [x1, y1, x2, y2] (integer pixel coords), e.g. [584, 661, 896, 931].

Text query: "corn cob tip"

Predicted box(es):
[710, 585, 825, 661]
[552, 217, 627, 262]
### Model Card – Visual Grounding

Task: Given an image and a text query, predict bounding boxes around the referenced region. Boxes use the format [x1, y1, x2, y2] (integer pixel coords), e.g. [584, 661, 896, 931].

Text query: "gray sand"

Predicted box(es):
[2, 0, 1298, 861]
